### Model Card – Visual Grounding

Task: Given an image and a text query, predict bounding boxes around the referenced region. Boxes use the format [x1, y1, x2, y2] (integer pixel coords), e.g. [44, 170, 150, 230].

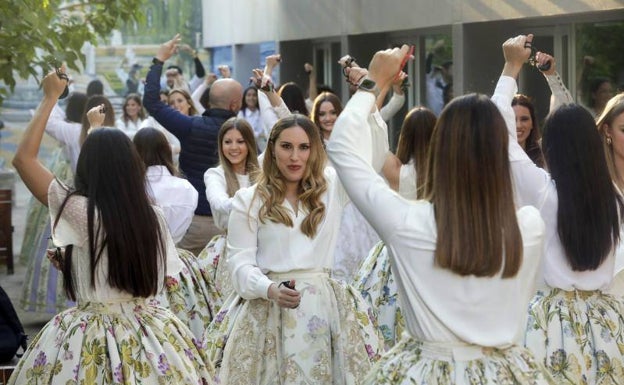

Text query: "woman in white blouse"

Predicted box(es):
[115, 93, 146, 138]
[133, 127, 217, 343]
[354, 106, 437, 349]
[198, 117, 259, 306]
[208, 114, 382, 384]
[492, 35, 624, 384]
[327, 45, 553, 384]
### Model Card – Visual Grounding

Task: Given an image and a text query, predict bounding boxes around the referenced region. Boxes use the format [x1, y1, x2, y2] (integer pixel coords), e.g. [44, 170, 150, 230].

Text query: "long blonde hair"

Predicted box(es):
[253, 114, 327, 238]
[218, 118, 260, 196]
[597, 92, 624, 191]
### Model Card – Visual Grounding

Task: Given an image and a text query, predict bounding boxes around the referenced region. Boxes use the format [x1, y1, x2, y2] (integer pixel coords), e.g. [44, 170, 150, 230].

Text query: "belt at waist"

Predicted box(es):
[267, 268, 330, 281]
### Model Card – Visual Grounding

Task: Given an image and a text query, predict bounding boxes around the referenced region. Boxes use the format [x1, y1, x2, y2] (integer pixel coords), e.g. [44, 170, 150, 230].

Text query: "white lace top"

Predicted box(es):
[48, 179, 181, 303]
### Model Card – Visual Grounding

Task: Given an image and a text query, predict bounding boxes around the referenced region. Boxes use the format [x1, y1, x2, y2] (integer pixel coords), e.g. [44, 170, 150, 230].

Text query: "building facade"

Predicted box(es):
[201, 0, 624, 146]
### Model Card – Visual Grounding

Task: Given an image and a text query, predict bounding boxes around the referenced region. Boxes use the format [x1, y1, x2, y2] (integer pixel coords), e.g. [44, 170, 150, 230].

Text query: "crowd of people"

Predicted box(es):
[6, 31, 624, 385]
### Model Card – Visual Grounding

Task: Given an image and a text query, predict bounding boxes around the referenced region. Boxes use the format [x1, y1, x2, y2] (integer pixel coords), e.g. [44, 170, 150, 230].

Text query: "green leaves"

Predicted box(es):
[0, 0, 145, 105]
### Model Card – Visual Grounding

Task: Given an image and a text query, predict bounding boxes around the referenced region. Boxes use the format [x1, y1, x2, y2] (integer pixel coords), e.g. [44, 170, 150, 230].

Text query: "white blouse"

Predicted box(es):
[227, 168, 349, 300]
[45, 106, 81, 173]
[204, 165, 250, 231]
[492, 75, 616, 291]
[48, 179, 182, 303]
[326, 91, 546, 348]
[145, 165, 198, 243]
[115, 118, 144, 139]
[398, 160, 418, 200]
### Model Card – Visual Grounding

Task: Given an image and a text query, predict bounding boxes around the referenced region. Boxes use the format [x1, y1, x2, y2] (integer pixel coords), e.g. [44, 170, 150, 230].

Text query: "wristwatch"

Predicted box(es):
[358, 77, 380, 97]
[152, 57, 164, 66]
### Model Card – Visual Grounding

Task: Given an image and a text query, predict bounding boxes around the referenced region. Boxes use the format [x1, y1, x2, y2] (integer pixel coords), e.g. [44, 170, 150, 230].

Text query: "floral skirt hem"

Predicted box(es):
[8, 300, 215, 385]
[364, 335, 556, 385]
[525, 287, 624, 384]
[205, 271, 383, 384]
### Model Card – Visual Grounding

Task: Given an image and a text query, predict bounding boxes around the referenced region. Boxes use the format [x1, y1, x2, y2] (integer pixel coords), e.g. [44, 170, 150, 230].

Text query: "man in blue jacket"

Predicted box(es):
[144, 34, 243, 255]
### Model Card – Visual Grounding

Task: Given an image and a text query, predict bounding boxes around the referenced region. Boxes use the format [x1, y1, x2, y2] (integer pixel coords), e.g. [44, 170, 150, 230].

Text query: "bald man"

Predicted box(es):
[144, 38, 244, 255]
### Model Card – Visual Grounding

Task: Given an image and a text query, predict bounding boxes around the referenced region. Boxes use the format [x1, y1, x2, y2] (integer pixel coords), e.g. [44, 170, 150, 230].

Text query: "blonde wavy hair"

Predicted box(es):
[253, 114, 327, 238]
[218, 117, 260, 196]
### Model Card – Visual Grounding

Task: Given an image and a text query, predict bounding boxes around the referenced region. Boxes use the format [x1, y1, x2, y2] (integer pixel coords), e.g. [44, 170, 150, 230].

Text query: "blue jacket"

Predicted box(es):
[143, 63, 235, 216]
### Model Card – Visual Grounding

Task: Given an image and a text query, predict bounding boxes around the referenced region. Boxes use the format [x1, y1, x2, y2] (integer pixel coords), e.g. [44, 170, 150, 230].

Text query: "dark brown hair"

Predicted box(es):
[395, 106, 436, 198]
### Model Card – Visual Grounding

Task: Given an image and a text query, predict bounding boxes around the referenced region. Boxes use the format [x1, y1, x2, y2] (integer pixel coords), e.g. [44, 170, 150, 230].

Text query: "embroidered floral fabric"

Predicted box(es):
[525, 288, 624, 384]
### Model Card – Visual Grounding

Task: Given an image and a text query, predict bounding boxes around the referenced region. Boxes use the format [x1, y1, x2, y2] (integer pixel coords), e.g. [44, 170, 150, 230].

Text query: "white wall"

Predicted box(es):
[202, 0, 624, 47]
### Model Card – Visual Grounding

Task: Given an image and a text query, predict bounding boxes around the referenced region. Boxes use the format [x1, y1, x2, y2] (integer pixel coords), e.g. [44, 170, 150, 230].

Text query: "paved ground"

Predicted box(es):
[1, 112, 56, 341]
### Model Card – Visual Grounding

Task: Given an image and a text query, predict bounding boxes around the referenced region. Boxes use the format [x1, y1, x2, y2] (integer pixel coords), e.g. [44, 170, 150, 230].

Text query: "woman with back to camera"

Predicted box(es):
[327, 45, 554, 384]
[492, 34, 624, 384]
[354, 105, 437, 349]
[8, 67, 214, 384]
[206, 114, 382, 384]
[133, 127, 218, 343]
[196, 117, 259, 311]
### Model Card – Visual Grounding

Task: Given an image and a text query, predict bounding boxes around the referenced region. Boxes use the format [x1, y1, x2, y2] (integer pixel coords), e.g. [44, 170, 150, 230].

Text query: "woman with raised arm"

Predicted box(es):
[19, 92, 86, 314]
[206, 114, 382, 384]
[8, 68, 214, 385]
[196, 117, 259, 308]
[491, 35, 624, 384]
[354, 106, 437, 349]
[327, 45, 554, 384]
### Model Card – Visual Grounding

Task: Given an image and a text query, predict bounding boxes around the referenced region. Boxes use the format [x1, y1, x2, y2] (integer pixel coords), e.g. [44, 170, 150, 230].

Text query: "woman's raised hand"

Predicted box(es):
[501, 34, 533, 77]
[86, 104, 106, 132]
[368, 45, 412, 92]
[535, 51, 556, 76]
[42, 66, 69, 100]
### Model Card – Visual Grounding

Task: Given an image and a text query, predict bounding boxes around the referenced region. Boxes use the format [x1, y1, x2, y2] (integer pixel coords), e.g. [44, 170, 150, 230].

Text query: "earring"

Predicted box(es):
[607, 137, 613, 145]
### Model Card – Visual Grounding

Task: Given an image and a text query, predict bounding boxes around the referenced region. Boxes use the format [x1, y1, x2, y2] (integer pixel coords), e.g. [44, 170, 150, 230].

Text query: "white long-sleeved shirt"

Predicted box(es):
[204, 165, 250, 231]
[326, 90, 546, 348]
[491, 75, 615, 291]
[145, 165, 198, 243]
[45, 105, 81, 173]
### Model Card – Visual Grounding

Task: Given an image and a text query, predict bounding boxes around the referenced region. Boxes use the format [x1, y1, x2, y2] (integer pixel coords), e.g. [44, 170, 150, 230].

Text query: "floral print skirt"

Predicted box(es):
[195, 234, 232, 312]
[364, 334, 556, 385]
[205, 269, 383, 384]
[8, 299, 215, 385]
[151, 248, 219, 344]
[525, 288, 624, 384]
[353, 241, 405, 350]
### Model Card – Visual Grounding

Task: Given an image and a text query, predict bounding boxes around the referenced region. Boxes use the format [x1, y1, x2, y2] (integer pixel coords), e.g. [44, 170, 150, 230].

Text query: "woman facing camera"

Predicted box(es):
[208, 114, 382, 384]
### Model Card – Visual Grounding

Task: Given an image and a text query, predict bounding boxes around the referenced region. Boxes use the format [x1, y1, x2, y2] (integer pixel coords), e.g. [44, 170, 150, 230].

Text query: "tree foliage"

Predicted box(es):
[0, 0, 145, 105]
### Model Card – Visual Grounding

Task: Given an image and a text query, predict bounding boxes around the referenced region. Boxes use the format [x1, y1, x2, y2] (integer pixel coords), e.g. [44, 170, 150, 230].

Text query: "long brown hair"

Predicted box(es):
[423, 94, 522, 278]
[217, 118, 260, 197]
[121, 93, 146, 123]
[597, 92, 624, 191]
[133, 127, 178, 176]
[253, 114, 327, 238]
[310, 92, 343, 141]
[395, 106, 436, 198]
[55, 128, 166, 300]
